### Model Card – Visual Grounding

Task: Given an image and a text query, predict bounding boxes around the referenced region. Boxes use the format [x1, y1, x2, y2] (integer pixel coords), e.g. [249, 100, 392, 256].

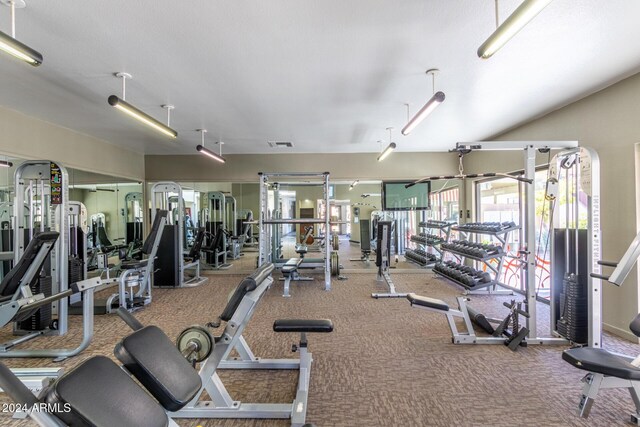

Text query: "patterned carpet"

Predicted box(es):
[1, 270, 639, 426]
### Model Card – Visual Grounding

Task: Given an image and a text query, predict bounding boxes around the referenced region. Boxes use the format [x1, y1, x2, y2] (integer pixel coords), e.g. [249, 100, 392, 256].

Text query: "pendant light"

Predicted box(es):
[196, 129, 226, 163]
[378, 128, 396, 162]
[108, 72, 178, 139]
[401, 69, 445, 136]
[478, 0, 553, 59]
[0, 0, 42, 66]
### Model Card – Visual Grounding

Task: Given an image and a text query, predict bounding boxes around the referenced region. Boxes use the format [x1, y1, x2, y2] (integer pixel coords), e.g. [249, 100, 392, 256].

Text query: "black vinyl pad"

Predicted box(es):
[406, 293, 450, 311]
[45, 356, 168, 427]
[282, 258, 303, 274]
[563, 347, 640, 380]
[273, 319, 333, 333]
[115, 326, 202, 412]
[120, 259, 150, 270]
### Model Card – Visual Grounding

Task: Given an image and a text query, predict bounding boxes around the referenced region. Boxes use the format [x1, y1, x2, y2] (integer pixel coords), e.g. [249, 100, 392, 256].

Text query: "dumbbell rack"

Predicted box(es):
[405, 221, 453, 267]
[437, 224, 520, 294]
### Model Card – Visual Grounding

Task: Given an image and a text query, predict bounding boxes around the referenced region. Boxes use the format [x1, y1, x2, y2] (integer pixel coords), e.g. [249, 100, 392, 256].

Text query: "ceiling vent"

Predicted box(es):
[268, 141, 294, 148]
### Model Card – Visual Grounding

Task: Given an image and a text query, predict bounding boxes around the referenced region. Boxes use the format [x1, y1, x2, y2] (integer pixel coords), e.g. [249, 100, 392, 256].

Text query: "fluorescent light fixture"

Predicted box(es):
[197, 145, 226, 163]
[477, 0, 554, 59]
[401, 91, 445, 136]
[349, 180, 359, 190]
[0, 160, 13, 167]
[108, 95, 178, 139]
[377, 143, 396, 162]
[0, 29, 41, 66]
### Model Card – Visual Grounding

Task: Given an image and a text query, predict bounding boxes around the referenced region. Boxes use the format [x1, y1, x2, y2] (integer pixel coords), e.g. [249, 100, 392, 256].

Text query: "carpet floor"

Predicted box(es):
[1, 270, 639, 426]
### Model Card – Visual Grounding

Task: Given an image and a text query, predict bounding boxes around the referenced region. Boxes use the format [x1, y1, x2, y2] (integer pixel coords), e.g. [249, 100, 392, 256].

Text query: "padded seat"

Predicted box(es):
[273, 319, 334, 333]
[406, 293, 450, 311]
[282, 258, 303, 274]
[120, 259, 149, 270]
[115, 325, 202, 412]
[562, 348, 640, 380]
[45, 356, 169, 427]
[295, 245, 308, 255]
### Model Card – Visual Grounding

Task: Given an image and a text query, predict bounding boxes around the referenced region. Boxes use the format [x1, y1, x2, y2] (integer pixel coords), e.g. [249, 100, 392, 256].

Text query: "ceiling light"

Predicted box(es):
[0, 160, 13, 167]
[477, 0, 553, 59]
[0, 0, 42, 66]
[402, 69, 445, 136]
[377, 128, 396, 162]
[108, 72, 178, 139]
[349, 180, 359, 190]
[196, 129, 226, 163]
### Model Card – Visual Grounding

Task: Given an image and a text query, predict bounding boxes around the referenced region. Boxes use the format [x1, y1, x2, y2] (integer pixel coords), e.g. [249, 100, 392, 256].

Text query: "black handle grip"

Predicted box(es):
[597, 260, 618, 268]
[590, 273, 610, 281]
[116, 307, 144, 331]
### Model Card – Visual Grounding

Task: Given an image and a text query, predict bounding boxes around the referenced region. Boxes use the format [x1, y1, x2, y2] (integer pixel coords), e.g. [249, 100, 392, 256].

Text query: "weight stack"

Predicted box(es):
[17, 275, 52, 331]
[68, 257, 84, 284]
[556, 274, 588, 344]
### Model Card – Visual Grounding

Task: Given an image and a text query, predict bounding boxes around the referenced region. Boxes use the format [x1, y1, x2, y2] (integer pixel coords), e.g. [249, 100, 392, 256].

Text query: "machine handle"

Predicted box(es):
[590, 273, 610, 281]
[597, 260, 618, 268]
[116, 307, 145, 331]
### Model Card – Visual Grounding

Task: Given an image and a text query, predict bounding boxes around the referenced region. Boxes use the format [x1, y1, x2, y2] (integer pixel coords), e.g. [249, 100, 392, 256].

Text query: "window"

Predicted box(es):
[429, 186, 459, 222]
[475, 168, 550, 295]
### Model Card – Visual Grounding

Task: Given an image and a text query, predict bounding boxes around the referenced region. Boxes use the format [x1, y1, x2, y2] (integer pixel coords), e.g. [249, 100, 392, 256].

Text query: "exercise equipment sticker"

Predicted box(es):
[50, 162, 63, 205]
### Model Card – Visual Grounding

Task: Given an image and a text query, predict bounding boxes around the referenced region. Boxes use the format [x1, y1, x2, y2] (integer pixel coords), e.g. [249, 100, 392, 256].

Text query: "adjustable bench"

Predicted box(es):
[281, 257, 313, 297]
[113, 263, 332, 426]
[0, 264, 332, 427]
[407, 293, 511, 346]
[563, 313, 640, 424]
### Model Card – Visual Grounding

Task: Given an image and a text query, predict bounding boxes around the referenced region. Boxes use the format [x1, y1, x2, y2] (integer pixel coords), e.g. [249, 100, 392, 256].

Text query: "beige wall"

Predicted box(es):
[0, 106, 145, 181]
[463, 71, 640, 341]
[145, 152, 458, 182]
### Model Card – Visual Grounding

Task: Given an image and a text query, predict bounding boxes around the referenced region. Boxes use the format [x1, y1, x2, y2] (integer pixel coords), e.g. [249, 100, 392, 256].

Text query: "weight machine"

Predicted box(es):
[371, 220, 406, 298]
[408, 141, 600, 347]
[151, 182, 206, 288]
[1, 160, 101, 359]
[203, 191, 235, 268]
[258, 172, 332, 291]
[124, 191, 143, 246]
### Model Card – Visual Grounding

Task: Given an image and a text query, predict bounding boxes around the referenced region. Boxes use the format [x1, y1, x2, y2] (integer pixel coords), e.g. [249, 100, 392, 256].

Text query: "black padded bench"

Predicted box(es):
[283, 257, 303, 274]
[274, 319, 334, 333]
[0, 355, 170, 427]
[406, 293, 450, 311]
[281, 258, 312, 297]
[563, 313, 640, 424]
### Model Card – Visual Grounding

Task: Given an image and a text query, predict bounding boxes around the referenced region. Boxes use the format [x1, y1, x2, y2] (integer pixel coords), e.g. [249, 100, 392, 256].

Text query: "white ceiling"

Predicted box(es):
[1, 0, 640, 155]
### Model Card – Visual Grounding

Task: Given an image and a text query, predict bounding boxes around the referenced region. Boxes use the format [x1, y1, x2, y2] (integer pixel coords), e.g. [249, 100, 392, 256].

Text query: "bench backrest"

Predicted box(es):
[0, 231, 58, 297]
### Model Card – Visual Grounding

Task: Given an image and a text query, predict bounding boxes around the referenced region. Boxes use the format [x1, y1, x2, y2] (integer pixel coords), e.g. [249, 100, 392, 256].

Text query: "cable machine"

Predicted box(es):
[258, 172, 332, 291]
[547, 147, 602, 347]
[407, 141, 599, 347]
[151, 182, 206, 288]
[13, 160, 69, 335]
[202, 191, 236, 270]
[124, 192, 143, 246]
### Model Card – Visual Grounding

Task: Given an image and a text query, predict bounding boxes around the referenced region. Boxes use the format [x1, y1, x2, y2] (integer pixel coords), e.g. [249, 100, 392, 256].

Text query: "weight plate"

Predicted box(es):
[176, 325, 214, 363]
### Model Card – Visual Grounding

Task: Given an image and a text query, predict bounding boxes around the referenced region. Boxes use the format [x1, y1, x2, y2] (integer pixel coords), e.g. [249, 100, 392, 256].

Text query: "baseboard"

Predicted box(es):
[603, 322, 640, 343]
[349, 239, 360, 244]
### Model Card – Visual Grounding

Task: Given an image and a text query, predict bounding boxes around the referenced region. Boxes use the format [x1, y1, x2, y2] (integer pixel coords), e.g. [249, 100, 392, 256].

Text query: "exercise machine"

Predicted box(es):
[371, 220, 406, 298]
[408, 141, 598, 347]
[124, 191, 143, 251]
[0, 264, 333, 427]
[0, 230, 101, 360]
[349, 218, 372, 264]
[258, 172, 332, 291]
[151, 182, 207, 287]
[91, 210, 168, 313]
[563, 230, 640, 424]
